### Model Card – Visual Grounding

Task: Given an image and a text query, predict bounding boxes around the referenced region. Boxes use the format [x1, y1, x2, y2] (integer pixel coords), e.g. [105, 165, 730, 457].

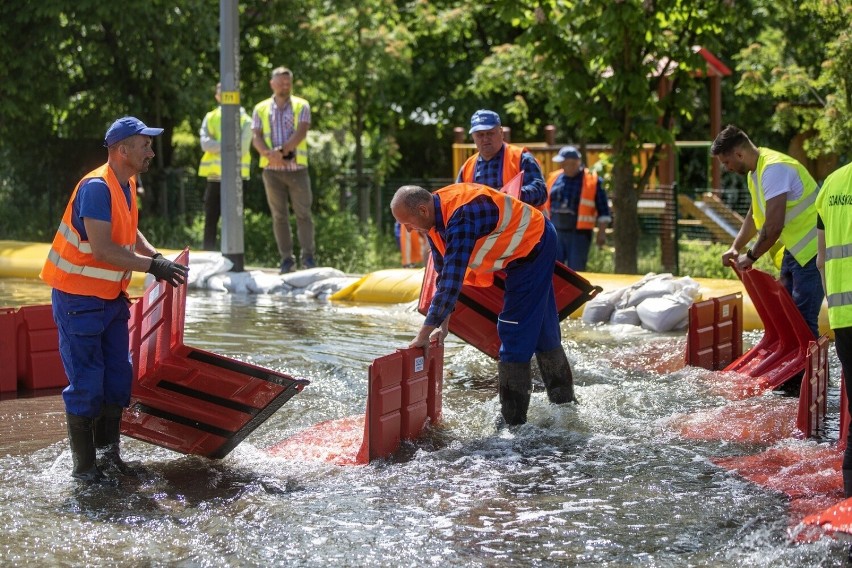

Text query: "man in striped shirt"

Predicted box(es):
[252, 67, 316, 273]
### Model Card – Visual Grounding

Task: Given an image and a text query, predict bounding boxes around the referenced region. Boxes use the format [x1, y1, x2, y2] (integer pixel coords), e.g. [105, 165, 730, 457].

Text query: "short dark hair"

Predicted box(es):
[711, 124, 752, 156]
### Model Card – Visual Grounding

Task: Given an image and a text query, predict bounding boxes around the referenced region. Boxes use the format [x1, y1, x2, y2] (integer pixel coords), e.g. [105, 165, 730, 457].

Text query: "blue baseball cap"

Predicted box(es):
[553, 145, 582, 163]
[104, 116, 164, 147]
[469, 109, 501, 134]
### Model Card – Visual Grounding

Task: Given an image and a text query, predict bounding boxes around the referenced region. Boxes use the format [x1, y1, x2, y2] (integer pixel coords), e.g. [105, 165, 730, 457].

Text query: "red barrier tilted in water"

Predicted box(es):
[121, 249, 309, 459]
[267, 343, 444, 465]
[723, 268, 814, 390]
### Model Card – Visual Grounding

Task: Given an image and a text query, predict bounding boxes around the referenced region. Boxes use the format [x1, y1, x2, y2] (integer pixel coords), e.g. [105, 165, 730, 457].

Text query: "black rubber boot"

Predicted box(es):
[535, 347, 577, 404]
[498, 361, 532, 426]
[94, 404, 144, 476]
[66, 413, 105, 483]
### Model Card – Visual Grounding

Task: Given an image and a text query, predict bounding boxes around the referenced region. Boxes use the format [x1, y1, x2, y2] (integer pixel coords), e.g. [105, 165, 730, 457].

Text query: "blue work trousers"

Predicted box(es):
[778, 251, 824, 339]
[498, 221, 562, 362]
[556, 229, 593, 271]
[52, 289, 133, 418]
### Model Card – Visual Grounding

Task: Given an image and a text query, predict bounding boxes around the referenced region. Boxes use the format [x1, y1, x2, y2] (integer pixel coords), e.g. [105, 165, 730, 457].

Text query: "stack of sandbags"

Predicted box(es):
[582, 273, 701, 332]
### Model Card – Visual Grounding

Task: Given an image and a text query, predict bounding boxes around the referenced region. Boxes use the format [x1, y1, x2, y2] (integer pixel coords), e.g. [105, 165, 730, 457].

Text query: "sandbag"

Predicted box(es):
[636, 293, 692, 332]
[281, 267, 347, 289]
[582, 289, 623, 324]
[610, 306, 641, 326]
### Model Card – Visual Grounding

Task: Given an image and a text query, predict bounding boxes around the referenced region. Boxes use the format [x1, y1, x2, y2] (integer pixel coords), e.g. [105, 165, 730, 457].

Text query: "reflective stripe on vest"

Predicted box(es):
[39, 163, 138, 299]
[815, 163, 852, 329]
[198, 107, 253, 178]
[428, 183, 545, 287]
[254, 96, 309, 168]
[747, 147, 818, 266]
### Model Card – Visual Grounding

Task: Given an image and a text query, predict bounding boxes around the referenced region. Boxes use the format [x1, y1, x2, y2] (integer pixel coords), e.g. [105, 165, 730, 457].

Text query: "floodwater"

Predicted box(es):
[1, 277, 851, 566]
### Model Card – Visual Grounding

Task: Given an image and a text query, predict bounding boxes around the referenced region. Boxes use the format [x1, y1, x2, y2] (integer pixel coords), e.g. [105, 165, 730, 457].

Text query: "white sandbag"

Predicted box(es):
[203, 274, 229, 292]
[609, 306, 641, 326]
[582, 290, 621, 324]
[304, 276, 358, 299]
[636, 294, 692, 332]
[186, 252, 233, 288]
[245, 270, 288, 294]
[280, 267, 346, 289]
[625, 275, 677, 307]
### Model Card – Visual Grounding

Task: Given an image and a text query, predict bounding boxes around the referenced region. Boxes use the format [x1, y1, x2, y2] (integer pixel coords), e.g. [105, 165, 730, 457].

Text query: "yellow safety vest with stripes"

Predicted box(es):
[747, 148, 818, 267]
[40, 164, 137, 299]
[197, 107, 253, 179]
[815, 163, 852, 329]
[428, 183, 545, 287]
[254, 96, 309, 169]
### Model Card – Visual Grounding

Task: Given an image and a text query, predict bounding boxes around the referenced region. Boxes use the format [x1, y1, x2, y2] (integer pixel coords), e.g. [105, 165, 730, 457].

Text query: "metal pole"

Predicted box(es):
[219, 0, 245, 271]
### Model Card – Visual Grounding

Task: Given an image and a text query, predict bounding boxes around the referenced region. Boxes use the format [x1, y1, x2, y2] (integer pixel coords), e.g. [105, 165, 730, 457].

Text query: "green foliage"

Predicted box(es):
[733, 0, 852, 159]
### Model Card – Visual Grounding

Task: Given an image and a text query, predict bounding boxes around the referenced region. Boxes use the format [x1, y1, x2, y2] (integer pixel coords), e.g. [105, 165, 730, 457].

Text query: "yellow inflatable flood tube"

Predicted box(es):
[330, 265, 831, 334]
[0, 240, 163, 288]
[2, 240, 829, 334]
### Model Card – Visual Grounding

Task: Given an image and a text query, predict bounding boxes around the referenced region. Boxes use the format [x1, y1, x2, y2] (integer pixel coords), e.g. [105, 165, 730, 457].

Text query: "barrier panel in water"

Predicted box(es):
[267, 343, 444, 465]
[724, 267, 813, 390]
[15, 305, 67, 390]
[796, 336, 830, 440]
[122, 249, 310, 459]
[841, 373, 849, 452]
[685, 293, 743, 371]
[0, 308, 17, 392]
[418, 256, 600, 360]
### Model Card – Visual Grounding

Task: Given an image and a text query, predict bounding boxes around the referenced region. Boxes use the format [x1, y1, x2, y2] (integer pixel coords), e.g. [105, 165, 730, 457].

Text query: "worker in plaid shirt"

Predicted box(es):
[391, 183, 577, 427]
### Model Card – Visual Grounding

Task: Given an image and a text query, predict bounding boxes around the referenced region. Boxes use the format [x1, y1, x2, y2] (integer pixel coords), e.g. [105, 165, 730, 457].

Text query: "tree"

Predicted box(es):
[468, 0, 755, 273]
[733, 0, 852, 161]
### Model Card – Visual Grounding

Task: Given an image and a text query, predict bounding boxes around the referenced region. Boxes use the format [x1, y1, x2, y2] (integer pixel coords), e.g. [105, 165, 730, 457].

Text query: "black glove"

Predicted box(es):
[147, 253, 189, 287]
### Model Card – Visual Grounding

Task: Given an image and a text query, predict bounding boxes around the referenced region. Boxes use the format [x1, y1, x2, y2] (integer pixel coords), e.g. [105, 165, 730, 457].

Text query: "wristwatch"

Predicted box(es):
[746, 248, 759, 262]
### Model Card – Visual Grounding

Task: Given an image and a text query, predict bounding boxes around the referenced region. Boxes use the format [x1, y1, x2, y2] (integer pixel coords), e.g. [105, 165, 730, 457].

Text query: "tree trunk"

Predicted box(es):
[611, 156, 639, 274]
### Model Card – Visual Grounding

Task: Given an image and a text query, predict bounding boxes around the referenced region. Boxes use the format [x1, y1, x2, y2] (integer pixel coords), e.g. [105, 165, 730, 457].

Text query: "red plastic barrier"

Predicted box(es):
[356, 344, 444, 462]
[723, 268, 814, 390]
[16, 304, 67, 389]
[268, 343, 444, 465]
[685, 293, 743, 371]
[796, 336, 830, 439]
[0, 308, 17, 393]
[121, 249, 309, 459]
[418, 256, 600, 360]
[841, 372, 850, 452]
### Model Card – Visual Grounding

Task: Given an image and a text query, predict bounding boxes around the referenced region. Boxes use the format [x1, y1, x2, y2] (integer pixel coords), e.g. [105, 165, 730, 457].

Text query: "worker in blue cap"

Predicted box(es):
[41, 116, 189, 483]
[547, 145, 611, 271]
[457, 109, 547, 208]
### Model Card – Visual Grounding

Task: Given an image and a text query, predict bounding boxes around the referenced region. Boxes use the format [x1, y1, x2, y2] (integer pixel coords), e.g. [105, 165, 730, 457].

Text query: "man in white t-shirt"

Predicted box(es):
[710, 124, 823, 339]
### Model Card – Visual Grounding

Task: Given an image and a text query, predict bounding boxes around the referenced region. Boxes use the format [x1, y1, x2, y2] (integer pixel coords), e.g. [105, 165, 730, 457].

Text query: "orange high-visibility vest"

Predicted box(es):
[428, 183, 545, 287]
[40, 163, 138, 299]
[460, 143, 525, 188]
[400, 224, 424, 266]
[546, 169, 599, 229]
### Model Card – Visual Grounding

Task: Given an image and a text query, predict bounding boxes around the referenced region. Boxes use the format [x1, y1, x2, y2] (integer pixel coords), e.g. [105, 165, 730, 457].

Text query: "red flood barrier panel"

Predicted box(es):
[16, 304, 67, 390]
[122, 249, 309, 459]
[796, 336, 829, 440]
[267, 343, 444, 465]
[0, 308, 17, 393]
[723, 267, 814, 390]
[418, 255, 600, 360]
[685, 292, 743, 371]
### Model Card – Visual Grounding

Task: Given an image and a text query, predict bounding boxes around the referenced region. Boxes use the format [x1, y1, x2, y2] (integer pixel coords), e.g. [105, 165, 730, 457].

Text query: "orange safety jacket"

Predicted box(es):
[546, 168, 599, 230]
[428, 183, 545, 287]
[40, 163, 138, 299]
[460, 143, 525, 189]
[400, 224, 425, 266]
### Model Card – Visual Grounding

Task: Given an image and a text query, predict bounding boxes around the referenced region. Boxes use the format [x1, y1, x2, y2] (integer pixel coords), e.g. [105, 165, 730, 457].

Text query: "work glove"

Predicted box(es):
[147, 253, 189, 287]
